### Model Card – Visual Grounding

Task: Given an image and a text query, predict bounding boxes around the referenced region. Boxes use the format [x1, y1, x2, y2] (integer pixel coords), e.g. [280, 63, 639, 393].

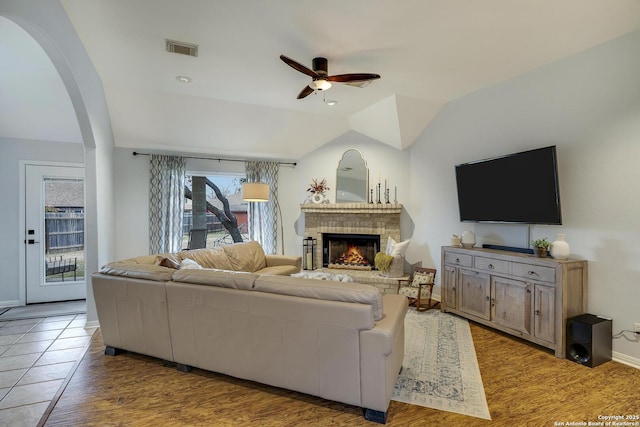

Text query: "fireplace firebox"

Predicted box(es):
[322, 233, 380, 270]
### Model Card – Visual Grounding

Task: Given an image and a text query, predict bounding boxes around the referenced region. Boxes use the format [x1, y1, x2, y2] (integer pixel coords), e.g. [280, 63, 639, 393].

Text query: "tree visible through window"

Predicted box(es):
[183, 174, 248, 248]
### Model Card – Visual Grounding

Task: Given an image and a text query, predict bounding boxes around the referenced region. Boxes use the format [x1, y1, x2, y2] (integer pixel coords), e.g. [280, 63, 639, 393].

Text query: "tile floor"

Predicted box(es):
[0, 313, 95, 427]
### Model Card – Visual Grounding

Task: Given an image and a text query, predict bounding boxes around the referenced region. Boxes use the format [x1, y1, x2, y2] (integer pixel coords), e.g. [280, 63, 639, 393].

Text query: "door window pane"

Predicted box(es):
[44, 178, 84, 283]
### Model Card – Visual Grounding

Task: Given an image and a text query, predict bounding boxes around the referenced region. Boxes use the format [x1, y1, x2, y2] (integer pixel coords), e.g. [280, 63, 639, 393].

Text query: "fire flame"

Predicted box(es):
[334, 245, 370, 266]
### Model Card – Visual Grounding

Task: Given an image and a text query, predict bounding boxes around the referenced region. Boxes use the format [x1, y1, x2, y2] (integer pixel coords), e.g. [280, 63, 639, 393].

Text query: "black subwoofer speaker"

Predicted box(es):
[566, 313, 612, 368]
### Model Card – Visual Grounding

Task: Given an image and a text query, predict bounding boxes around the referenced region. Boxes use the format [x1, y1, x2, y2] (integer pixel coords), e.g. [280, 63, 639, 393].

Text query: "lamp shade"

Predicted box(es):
[242, 182, 270, 202]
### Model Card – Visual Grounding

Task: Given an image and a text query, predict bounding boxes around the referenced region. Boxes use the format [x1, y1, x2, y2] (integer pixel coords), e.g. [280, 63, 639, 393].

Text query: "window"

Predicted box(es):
[183, 173, 248, 248]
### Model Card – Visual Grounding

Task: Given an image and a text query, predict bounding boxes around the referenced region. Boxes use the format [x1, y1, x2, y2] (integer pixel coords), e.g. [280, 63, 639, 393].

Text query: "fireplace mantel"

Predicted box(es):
[300, 203, 403, 214]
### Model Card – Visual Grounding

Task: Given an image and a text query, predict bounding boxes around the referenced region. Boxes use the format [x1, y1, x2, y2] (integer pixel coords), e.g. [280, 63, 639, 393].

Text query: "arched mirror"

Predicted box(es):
[336, 149, 368, 203]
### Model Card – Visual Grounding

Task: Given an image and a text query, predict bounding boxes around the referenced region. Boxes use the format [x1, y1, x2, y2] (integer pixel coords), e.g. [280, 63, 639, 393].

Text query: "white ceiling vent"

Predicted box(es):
[165, 39, 198, 57]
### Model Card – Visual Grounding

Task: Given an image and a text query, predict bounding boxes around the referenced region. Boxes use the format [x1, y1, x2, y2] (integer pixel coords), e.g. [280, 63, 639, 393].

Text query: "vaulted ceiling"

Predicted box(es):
[3, 1, 640, 159]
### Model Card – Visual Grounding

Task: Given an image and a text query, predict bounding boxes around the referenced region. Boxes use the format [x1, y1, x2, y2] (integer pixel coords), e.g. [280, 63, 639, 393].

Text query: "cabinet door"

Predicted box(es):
[458, 269, 490, 320]
[442, 265, 458, 310]
[534, 284, 556, 343]
[491, 277, 531, 336]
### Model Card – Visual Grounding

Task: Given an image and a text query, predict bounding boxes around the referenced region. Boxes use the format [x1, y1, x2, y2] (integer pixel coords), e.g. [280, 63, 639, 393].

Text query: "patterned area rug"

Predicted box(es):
[392, 309, 491, 420]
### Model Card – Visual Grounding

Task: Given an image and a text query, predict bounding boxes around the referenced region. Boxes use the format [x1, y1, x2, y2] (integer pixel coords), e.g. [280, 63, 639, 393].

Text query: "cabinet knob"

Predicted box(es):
[528, 271, 537, 276]
[534, 310, 541, 316]
[488, 264, 494, 269]
[455, 258, 460, 263]
[485, 296, 491, 301]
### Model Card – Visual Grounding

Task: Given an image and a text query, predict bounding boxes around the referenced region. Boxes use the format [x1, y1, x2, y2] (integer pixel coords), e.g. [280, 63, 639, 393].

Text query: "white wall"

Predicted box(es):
[290, 131, 414, 255]
[410, 29, 640, 362]
[113, 133, 412, 262]
[0, 138, 84, 305]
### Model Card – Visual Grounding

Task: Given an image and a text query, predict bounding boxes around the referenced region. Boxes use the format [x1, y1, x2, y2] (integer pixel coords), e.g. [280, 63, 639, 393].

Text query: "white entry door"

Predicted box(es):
[25, 164, 86, 303]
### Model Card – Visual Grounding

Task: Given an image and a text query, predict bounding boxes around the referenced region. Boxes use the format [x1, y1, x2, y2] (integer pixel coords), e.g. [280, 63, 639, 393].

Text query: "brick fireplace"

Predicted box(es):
[301, 203, 402, 281]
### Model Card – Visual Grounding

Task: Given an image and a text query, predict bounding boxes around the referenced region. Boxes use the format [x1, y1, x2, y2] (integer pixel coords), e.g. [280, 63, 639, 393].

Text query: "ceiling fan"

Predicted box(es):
[280, 55, 381, 99]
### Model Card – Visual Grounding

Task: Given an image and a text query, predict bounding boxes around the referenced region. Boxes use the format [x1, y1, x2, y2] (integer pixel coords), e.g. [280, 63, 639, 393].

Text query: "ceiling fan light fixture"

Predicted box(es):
[325, 99, 338, 106]
[309, 79, 332, 91]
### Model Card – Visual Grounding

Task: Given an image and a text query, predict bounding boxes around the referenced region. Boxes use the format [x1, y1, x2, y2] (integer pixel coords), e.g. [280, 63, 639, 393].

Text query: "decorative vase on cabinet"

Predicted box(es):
[551, 233, 571, 260]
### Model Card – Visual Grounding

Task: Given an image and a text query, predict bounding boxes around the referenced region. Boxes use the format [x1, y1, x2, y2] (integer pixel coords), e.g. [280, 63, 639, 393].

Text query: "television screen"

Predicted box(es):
[455, 146, 562, 224]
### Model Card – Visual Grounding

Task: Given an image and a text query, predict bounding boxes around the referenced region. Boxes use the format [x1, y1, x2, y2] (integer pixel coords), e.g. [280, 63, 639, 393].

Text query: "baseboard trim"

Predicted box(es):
[612, 352, 640, 370]
[0, 300, 20, 308]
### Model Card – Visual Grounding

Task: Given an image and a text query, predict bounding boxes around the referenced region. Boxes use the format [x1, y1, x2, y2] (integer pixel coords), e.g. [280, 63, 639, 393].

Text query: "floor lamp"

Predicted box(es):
[242, 182, 284, 255]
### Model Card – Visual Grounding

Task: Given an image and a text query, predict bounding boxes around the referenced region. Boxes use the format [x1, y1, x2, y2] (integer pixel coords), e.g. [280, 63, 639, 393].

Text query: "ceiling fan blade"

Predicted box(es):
[280, 55, 318, 78]
[297, 85, 315, 99]
[326, 73, 381, 83]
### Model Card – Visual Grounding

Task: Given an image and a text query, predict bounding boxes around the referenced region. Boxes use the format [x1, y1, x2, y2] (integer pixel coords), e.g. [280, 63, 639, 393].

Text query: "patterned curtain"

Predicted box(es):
[245, 161, 279, 254]
[149, 155, 186, 254]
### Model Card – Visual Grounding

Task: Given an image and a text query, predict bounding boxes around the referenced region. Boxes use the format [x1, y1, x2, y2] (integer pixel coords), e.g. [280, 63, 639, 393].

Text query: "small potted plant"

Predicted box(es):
[531, 238, 552, 258]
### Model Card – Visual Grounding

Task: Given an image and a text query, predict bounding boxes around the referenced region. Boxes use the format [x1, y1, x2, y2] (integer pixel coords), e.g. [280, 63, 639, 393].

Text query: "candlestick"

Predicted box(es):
[377, 183, 382, 204]
[369, 188, 374, 204]
[394, 186, 398, 204]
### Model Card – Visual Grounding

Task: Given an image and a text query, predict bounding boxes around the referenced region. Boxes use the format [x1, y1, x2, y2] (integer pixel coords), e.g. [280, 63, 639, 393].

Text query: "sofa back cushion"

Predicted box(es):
[178, 248, 234, 270]
[254, 275, 384, 321]
[99, 262, 174, 282]
[223, 241, 267, 272]
[171, 269, 257, 290]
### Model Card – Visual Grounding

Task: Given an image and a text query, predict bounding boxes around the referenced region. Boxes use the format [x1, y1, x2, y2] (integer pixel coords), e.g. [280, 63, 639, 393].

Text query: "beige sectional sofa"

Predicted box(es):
[92, 241, 408, 424]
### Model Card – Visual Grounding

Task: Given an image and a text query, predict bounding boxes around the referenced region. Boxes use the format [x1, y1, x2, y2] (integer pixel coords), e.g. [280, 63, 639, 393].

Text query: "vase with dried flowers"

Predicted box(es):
[306, 178, 330, 204]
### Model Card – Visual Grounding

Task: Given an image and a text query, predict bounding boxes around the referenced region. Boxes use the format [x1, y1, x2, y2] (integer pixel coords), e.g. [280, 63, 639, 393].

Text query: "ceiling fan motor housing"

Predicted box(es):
[312, 57, 328, 75]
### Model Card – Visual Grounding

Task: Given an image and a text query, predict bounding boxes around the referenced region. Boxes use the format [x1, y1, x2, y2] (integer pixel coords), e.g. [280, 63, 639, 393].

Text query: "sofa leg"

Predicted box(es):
[176, 363, 192, 373]
[364, 409, 387, 424]
[104, 346, 122, 356]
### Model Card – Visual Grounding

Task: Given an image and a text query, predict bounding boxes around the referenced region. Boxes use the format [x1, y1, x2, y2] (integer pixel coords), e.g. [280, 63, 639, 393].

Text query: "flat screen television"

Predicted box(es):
[455, 146, 562, 224]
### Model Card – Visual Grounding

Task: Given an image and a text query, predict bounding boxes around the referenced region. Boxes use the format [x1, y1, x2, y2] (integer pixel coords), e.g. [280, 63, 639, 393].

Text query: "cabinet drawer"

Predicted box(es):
[474, 256, 509, 274]
[444, 252, 473, 267]
[511, 263, 556, 283]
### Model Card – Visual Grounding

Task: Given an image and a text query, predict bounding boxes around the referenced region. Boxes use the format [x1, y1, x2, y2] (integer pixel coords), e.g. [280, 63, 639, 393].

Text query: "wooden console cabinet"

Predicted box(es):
[441, 246, 587, 358]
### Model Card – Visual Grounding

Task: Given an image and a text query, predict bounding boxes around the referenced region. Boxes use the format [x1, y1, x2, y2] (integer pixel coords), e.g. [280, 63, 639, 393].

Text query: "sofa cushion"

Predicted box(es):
[99, 262, 174, 282]
[223, 241, 267, 272]
[254, 275, 384, 321]
[256, 265, 301, 276]
[178, 248, 234, 270]
[171, 269, 258, 290]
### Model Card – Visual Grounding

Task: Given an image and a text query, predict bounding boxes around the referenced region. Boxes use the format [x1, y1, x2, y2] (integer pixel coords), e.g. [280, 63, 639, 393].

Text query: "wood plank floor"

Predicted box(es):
[43, 321, 640, 426]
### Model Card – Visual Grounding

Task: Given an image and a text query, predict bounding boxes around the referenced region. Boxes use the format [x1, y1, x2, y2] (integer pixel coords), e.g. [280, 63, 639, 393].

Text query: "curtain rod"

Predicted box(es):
[132, 151, 297, 167]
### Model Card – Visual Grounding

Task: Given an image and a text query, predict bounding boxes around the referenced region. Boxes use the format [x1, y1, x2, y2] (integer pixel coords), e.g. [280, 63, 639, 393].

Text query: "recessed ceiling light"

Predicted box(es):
[176, 75, 192, 83]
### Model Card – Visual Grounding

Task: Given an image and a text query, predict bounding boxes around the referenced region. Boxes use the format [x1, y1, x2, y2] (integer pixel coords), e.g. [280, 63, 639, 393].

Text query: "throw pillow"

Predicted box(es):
[178, 248, 233, 270]
[155, 256, 180, 269]
[180, 258, 203, 270]
[412, 271, 434, 286]
[385, 236, 411, 257]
